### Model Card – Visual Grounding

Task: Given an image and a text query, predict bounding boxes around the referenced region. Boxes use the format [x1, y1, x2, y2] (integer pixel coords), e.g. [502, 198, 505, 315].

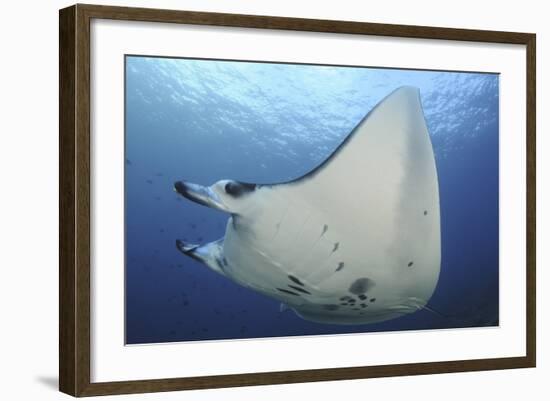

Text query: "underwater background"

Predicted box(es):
[125, 56, 499, 345]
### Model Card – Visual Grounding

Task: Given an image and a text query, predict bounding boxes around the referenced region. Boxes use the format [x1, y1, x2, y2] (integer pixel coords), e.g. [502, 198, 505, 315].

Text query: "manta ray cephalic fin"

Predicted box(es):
[176, 239, 227, 276]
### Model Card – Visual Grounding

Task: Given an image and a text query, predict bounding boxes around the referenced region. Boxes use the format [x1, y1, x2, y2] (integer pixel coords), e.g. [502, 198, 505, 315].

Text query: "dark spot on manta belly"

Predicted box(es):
[370, 298, 376, 302]
[288, 285, 311, 295]
[288, 275, 305, 286]
[424, 210, 428, 215]
[332, 242, 340, 253]
[336, 262, 344, 272]
[408, 261, 414, 267]
[277, 288, 300, 296]
[349, 278, 375, 295]
[358, 294, 367, 300]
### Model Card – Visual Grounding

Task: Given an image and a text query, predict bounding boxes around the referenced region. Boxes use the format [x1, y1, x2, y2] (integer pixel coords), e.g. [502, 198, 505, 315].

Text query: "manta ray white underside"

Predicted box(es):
[174, 86, 441, 325]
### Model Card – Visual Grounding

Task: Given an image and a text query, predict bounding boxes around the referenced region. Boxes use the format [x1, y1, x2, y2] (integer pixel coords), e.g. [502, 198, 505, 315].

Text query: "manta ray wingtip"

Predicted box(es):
[392, 85, 420, 97]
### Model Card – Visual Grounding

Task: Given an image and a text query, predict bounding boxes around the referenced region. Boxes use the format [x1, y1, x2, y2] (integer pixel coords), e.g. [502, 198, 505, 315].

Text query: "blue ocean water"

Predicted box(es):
[125, 56, 499, 345]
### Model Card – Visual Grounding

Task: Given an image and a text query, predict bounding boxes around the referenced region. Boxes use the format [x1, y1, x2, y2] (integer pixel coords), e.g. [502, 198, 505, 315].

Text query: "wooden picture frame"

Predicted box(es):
[59, 3, 536, 397]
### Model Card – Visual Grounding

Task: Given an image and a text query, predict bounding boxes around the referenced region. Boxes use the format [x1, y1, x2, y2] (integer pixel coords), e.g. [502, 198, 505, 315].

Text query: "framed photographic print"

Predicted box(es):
[59, 4, 536, 397]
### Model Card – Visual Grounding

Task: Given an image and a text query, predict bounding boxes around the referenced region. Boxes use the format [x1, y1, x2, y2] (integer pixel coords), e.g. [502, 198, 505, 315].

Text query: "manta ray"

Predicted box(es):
[174, 86, 441, 325]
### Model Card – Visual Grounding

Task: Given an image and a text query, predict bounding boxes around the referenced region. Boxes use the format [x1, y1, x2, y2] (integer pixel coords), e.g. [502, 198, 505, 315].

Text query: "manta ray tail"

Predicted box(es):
[423, 304, 497, 328]
[175, 238, 226, 276]
[422, 304, 448, 319]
